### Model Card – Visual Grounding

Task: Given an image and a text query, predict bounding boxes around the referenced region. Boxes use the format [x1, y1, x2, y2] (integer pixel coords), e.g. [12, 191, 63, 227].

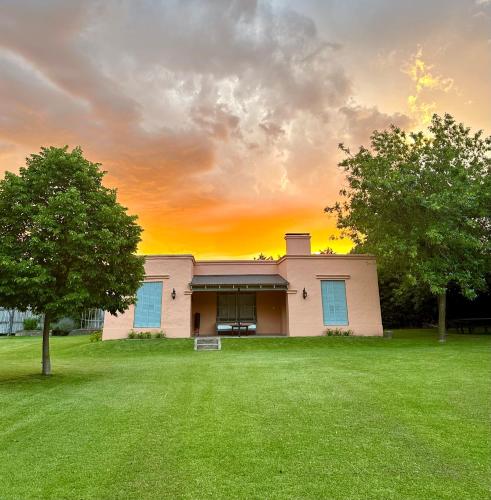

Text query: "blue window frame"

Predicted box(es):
[134, 282, 163, 328]
[321, 280, 348, 326]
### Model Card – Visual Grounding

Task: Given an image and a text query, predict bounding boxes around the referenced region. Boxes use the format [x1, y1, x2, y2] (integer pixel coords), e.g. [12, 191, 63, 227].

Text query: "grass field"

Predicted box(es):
[1, 330, 490, 500]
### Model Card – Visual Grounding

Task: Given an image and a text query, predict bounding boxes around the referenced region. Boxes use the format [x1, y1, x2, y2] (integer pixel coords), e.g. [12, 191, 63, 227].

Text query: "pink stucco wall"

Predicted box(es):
[102, 234, 383, 340]
[281, 255, 383, 337]
[103, 256, 194, 340]
[191, 291, 217, 336]
[193, 261, 279, 275]
[256, 291, 287, 335]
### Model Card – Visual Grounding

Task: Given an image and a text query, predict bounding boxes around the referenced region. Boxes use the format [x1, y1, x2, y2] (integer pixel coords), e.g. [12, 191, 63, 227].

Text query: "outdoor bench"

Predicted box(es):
[216, 322, 257, 336]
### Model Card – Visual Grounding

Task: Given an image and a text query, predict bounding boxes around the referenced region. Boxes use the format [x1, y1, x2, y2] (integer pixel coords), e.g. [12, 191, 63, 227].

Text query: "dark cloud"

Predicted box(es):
[191, 105, 241, 141]
[340, 105, 412, 148]
[0, 1, 139, 125]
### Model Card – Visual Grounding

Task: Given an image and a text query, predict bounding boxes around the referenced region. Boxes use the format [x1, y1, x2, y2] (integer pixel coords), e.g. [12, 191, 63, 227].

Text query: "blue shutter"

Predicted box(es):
[321, 280, 348, 325]
[134, 282, 163, 328]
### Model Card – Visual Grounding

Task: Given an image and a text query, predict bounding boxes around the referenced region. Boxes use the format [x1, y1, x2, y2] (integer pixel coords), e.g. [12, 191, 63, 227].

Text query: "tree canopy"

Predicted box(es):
[254, 253, 275, 261]
[327, 114, 491, 340]
[0, 146, 145, 373]
[318, 247, 335, 255]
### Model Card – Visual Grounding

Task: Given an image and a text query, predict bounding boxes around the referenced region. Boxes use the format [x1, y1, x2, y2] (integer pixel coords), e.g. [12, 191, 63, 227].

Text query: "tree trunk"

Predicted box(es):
[438, 292, 446, 343]
[42, 312, 52, 375]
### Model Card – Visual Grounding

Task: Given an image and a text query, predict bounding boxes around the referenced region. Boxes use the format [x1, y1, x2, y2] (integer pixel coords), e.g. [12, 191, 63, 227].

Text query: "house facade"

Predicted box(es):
[102, 233, 383, 339]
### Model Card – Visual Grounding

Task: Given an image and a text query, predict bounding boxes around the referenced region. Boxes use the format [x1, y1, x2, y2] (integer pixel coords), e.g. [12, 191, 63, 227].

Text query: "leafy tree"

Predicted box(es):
[377, 269, 435, 328]
[326, 114, 490, 341]
[318, 247, 335, 255]
[254, 253, 274, 261]
[0, 146, 145, 374]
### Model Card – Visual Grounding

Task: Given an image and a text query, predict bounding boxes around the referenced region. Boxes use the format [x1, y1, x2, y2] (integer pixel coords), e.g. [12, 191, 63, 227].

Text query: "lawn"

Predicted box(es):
[1, 330, 490, 500]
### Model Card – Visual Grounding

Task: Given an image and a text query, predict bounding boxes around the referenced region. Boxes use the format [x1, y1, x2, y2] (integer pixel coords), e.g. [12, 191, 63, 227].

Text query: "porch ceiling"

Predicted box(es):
[190, 274, 288, 291]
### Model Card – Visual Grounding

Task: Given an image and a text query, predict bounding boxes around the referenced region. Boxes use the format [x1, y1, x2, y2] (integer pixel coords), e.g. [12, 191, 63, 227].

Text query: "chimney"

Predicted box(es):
[285, 233, 311, 256]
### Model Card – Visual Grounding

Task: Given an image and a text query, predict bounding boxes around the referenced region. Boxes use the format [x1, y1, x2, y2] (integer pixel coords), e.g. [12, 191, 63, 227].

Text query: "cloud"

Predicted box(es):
[339, 105, 412, 147]
[402, 47, 457, 126]
[0, 0, 488, 257]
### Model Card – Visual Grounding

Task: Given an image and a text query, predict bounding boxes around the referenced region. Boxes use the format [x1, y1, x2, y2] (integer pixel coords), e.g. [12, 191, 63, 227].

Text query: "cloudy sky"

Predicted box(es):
[1, 0, 490, 257]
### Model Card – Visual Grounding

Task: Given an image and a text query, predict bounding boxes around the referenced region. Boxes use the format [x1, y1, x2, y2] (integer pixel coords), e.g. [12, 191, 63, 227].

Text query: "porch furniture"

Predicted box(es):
[216, 322, 256, 336]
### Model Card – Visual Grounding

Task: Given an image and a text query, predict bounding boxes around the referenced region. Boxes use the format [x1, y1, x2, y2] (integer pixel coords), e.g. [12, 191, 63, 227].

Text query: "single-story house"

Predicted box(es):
[102, 233, 383, 339]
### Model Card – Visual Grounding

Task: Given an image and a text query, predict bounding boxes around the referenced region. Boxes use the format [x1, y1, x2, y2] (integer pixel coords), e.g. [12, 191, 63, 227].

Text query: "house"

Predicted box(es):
[102, 233, 383, 339]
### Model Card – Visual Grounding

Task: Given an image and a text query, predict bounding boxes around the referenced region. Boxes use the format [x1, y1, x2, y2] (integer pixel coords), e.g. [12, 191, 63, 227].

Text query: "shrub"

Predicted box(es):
[89, 330, 102, 342]
[51, 329, 69, 336]
[128, 330, 161, 339]
[23, 317, 39, 330]
[325, 328, 353, 337]
[51, 317, 76, 336]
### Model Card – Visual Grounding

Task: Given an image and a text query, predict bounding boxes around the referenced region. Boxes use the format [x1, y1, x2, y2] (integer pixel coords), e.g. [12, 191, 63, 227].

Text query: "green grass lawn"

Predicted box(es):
[1, 330, 490, 500]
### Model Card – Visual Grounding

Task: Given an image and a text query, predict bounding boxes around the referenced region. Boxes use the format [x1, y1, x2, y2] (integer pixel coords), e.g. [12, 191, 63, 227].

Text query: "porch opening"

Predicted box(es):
[190, 274, 288, 337]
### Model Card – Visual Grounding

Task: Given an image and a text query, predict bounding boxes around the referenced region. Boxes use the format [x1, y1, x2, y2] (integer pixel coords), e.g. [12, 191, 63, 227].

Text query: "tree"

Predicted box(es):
[326, 114, 490, 341]
[377, 267, 435, 329]
[318, 247, 335, 255]
[0, 146, 145, 374]
[254, 253, 274, 260]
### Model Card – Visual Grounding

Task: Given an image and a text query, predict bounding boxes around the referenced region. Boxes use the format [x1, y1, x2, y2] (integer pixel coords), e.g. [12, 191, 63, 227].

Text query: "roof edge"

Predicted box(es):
[144, 254, 196, 263]
[277, 254, 376, 263]
[141, 254, 376, 263]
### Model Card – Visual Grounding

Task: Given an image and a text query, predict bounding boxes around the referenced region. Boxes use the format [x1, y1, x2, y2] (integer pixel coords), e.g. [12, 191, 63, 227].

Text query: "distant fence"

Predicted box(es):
[0, 308, 104, 334]
[79, 309, 104, 330]
[0, 309, 41, 335]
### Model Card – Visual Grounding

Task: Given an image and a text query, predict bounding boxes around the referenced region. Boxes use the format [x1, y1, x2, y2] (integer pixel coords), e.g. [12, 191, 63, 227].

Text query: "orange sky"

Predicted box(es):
[1, 1, 490, 258]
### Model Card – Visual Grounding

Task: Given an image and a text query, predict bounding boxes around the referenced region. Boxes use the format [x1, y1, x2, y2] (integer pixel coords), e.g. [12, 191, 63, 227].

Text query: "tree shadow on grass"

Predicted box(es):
[0, 368, 106, 388]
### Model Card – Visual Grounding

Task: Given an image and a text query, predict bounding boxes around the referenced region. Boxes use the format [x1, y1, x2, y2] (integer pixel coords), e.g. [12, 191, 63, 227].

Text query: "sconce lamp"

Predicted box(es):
[302, 288, 308, 299]
[171, 288, 176, 300]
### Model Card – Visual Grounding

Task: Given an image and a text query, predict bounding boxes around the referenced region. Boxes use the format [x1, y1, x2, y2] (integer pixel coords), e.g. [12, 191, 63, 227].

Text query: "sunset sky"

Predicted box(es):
[1, 0, 490, 258]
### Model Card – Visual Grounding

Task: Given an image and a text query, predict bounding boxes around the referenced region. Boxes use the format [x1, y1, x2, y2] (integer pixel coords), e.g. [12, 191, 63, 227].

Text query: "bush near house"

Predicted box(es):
[127, 330, 166, 339]
[89, 330, 102, 342]
[325, 328, 353, 336]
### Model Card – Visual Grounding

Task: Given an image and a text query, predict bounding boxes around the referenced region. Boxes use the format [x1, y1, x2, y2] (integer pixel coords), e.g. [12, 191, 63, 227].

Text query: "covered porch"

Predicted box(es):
[190, 275, 289, 336]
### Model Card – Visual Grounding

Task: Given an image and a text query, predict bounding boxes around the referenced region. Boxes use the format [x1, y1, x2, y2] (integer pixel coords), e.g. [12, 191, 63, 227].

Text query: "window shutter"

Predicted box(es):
[321, 280, 348, 325]
[134, 282, 163, 328]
